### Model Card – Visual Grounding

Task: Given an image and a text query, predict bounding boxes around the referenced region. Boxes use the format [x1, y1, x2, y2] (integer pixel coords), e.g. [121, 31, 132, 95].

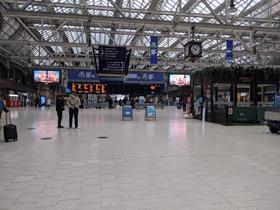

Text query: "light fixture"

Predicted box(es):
[228, 0, 237, 14]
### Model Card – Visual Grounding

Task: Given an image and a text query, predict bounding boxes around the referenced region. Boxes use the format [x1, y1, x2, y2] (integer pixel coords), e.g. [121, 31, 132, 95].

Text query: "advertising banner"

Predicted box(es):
[226, 40, 233, 64]
[33, 70, 60, 84]
[68, 69, 99, 82]
[169, 74, 190, 86]
[150, 36, 158, 64]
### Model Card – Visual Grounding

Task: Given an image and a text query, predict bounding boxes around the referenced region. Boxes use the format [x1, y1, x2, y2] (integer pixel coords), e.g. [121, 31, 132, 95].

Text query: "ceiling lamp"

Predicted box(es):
[228, 0, 237, 14]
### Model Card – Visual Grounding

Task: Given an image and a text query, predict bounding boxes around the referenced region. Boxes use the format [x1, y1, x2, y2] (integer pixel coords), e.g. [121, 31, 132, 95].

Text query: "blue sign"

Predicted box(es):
[65, 88, 71, 93]
[40, 96, 46, 105]
[146, 105, 156, 119]
[68, 70, 164, 84]
[68, 70, 99, 82]
[125, 71, 164, 84]
[275, 93, 280, 108]
[122, 106, 133, 120]
[226, 40, 233, 64]
[150, 36, 158, 64]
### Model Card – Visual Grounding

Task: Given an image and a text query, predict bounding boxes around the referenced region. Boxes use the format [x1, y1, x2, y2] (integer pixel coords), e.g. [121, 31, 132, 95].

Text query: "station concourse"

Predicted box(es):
[0, 0, 280, 209]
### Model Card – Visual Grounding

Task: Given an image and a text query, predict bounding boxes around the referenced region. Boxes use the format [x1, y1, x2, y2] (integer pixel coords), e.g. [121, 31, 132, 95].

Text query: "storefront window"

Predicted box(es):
[193, 85, 202, 115]
[213, 83, 231, 104]
[237, 84, 252, 107]
[257, 84, 276, 107]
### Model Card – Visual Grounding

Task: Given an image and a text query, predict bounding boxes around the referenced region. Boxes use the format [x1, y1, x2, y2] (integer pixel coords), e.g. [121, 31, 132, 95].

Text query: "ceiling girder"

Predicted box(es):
[1, 39, 279, 57]
[3, 10, 279, 35]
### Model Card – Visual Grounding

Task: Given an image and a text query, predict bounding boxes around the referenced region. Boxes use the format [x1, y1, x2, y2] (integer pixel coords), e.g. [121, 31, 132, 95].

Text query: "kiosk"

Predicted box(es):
[192, 66, 280, 125]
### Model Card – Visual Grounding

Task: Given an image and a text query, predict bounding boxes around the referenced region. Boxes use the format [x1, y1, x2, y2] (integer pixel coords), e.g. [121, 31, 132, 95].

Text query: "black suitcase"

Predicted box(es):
[3, 113, 18, 142]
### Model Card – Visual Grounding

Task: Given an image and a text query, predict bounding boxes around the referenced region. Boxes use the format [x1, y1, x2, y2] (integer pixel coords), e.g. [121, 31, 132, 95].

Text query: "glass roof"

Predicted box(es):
[1, 0, 279, 67]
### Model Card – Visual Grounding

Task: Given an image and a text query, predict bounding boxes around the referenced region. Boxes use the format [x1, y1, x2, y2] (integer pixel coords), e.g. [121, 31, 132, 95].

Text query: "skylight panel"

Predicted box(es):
[0, 18, 20, 39]
[158, 37, 177, 48]
[193, 2, 211, 14]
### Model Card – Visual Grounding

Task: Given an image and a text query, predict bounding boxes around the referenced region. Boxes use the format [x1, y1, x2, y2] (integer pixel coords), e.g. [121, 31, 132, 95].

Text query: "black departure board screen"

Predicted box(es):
[95, 46, 131, 75]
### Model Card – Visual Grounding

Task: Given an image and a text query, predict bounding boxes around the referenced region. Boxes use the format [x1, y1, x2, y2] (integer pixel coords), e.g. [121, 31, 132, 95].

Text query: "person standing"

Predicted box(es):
[56, 95, 65, 128]
[0, 96, 9, 128]
[66, 94, 81, 129]
[46, 97, 51, 108]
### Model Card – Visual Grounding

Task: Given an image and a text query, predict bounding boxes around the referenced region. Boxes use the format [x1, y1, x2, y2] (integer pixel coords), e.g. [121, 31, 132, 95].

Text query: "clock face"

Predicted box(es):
[190, 44, 201, 56]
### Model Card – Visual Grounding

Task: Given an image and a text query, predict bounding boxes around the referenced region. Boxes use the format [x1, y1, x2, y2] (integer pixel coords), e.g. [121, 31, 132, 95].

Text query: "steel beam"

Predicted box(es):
[2, 10, 279, 35]
[1, 39, 279, 56]
[1, 0, 280, 24]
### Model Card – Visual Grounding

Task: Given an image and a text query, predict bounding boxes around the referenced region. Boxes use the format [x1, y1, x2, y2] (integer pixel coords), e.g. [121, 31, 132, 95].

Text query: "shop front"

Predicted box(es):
[192, 66, 280, 125]
[0, 78, 34, 107]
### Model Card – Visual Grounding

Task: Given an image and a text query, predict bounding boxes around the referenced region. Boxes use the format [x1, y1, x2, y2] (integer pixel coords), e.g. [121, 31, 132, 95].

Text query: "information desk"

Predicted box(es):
[122, 106, 133, 120]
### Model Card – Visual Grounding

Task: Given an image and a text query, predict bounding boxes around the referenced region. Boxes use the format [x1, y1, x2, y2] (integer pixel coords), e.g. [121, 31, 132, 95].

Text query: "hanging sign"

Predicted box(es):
[150, 36, 158, 64]
[226, 40, 233, 64]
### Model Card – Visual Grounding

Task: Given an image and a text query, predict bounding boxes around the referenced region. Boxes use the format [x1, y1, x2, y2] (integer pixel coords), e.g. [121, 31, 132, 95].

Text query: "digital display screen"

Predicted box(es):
[169, 74, 190, 86]
[69, 83, 106, 94]
[33, 70, 61, 84]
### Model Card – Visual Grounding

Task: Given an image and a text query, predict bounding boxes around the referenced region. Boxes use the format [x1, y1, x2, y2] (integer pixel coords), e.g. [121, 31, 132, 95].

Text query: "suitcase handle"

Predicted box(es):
[5, 112, 11, 125]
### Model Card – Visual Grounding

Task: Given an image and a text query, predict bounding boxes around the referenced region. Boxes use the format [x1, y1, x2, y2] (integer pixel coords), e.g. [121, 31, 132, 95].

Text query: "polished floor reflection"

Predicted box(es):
[0, 107, 280, 210]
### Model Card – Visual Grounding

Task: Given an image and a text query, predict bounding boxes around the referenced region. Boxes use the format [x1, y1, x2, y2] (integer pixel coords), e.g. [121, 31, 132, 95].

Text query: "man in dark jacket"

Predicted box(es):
[56, 95, 65, 128]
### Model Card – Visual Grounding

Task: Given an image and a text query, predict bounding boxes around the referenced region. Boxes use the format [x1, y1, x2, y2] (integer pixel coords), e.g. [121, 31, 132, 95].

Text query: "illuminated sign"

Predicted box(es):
[33, 70, 61, 84]
[169, 74, 191, 86]
[70, 83, 106, 94]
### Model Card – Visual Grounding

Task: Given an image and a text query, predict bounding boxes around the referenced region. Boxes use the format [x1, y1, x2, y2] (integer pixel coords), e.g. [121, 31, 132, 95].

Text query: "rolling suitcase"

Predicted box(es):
[3, 112, 18, 142]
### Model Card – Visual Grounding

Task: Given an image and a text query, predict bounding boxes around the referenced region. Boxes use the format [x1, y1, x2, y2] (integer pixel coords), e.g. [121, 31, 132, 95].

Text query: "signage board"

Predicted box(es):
[150, 36, 158, 64]
[98, 46, 128, 74]
[68, 70, 164, 84]
[70, 83, 106, 94]
[125, 72, 164, 84]
[226, 40, 233, 64]
[68, 70, 99, 82]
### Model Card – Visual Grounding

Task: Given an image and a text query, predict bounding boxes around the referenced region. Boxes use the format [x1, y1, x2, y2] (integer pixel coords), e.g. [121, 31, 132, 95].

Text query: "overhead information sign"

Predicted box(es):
[69, 83, 106, 94]
[68, 70, 99, 82]
[98, 46, 128, 74]
[125, 72, 164, 84]
[68, 70, 164, 84]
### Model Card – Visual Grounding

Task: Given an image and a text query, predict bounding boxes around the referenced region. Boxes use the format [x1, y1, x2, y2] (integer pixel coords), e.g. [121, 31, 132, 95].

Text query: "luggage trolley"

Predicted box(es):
[122, 105, 133, 120]
[145, 105, 156, 120]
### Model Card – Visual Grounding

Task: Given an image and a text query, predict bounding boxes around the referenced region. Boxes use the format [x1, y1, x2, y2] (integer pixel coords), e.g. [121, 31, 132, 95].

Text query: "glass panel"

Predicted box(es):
[257, 84, 276, 107]
[236, 84, 253, 107]
[213, 83, 231, 105]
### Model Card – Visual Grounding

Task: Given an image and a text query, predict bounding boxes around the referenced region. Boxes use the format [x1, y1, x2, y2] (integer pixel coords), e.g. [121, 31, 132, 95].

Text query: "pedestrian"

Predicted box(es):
[56, 95, 65, 128]
[46, 97, 51, 108]
[0, 95, 9, 128]
[66, 93, 81, 129]
[130, 97, 135, 109]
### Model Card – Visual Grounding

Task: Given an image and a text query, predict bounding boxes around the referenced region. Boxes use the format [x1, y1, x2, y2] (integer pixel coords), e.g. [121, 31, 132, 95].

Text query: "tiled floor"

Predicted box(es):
[0, 107, 280, 210]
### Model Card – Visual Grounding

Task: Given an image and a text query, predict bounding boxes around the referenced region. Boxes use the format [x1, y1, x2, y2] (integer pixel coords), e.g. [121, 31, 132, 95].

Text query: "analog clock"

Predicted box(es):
[190, 44, 202, 56]
[184, 41, 202, 58]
